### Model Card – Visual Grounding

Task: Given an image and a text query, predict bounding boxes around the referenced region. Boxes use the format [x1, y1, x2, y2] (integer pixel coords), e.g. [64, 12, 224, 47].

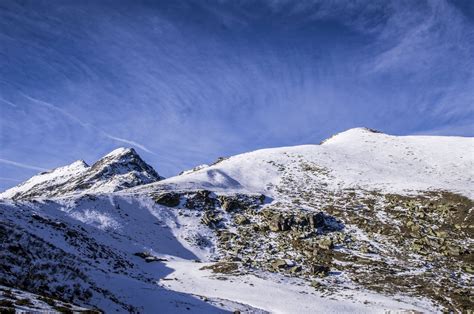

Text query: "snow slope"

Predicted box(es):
[161, 260, 437, 314]
[0, 160, 89, 199]
[0, 285, 92, 313]
[0, 193, 439, 313]
[136, 128, 473, 198]
[0, 195, 252, 313]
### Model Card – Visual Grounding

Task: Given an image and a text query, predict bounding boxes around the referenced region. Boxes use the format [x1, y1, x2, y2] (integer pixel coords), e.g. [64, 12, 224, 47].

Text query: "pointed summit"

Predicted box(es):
[69, 160, 90, 169]
[0, 148, 162, 200]
[103, 147, 137, 158]
[84, 147, 162, 187]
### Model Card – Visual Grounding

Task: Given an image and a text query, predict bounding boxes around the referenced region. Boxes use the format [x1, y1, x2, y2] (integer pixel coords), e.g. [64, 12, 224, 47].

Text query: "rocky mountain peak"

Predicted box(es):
[88, 147, 161, 181]
[0, 148, 162, 199]
[69, 160, 89, 169]
[103, 147, 138, 158]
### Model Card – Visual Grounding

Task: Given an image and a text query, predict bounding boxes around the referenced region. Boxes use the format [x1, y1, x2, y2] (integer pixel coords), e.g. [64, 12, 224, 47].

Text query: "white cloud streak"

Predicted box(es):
[0, 97, 17, 107]
[0, 177, 22, 182]
[22, 94, 92, 129]
[102, 133, 155, 154]
[0, 158, 48, 171]
[21, 94, 156, 155]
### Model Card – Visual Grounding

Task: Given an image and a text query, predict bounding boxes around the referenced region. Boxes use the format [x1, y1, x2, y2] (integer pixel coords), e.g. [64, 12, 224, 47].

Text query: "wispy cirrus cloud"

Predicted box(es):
[0, 97, 17, 108]
[21, 94, 156, 155]
[101, 133, 155, 154]
[0, 177, 22, 182]
[0, 158, 48, 172]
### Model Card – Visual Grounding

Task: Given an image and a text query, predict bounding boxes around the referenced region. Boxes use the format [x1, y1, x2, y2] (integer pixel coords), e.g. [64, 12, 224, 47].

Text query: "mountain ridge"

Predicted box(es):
[0, 147, 162, 199]
[2, 127, 472, 200]
[132, 127, 473, 198]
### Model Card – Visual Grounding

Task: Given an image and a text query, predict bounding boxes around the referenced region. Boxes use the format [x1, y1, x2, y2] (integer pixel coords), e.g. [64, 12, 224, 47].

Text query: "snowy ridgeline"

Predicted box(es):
[0, 128, 472, 313]
[143, 127, 473, 198]
[3, 127, 473, 200]
[0, 147, 162, 200]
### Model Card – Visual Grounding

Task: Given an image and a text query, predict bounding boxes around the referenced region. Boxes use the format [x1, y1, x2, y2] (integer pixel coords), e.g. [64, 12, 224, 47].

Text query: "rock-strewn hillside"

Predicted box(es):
[0, 128, 472, 313]
[0, 285, 93, 313]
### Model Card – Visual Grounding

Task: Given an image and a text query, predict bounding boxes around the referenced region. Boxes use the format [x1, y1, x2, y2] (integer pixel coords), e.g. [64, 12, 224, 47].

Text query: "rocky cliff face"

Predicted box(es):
[0, 129, 472, 313]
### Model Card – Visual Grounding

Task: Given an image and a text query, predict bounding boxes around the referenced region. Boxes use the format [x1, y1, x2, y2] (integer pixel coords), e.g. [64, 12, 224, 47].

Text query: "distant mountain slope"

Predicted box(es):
[135, 127, 474, 198]
[0, 148, 162, 199]
[3, 128, 471, 200]
[0, 160, 89, 199]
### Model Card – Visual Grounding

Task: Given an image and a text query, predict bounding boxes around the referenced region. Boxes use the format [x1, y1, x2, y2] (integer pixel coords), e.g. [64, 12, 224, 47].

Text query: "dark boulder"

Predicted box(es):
[152, 192, 181, 207]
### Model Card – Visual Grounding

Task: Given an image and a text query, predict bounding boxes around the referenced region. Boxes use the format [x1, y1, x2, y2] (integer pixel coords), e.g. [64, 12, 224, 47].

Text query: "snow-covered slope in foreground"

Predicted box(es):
[0, 195, 439, 313]
[141, 128, 473, 198]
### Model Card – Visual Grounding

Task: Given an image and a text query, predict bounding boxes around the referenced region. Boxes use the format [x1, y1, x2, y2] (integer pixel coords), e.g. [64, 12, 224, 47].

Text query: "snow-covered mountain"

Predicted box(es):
[138, 127, 473, 197]
[0, 128, 472, 313]
[0, 147, 162, 200]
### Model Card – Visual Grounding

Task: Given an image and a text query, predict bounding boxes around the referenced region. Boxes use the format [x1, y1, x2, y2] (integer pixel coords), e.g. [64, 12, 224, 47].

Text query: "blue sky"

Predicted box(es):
[0, 0, 473, 191]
